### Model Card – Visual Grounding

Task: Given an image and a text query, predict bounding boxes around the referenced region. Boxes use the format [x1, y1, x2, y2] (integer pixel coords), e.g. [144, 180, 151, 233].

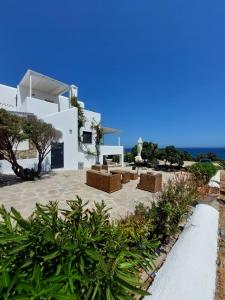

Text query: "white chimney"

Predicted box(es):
[69, 85, 78, 98]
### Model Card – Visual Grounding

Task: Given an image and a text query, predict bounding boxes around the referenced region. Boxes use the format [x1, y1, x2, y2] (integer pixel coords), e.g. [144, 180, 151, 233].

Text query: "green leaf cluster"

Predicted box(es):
[0, 198, 157, 299]
[124, 174, 198, 244]
[188, 162, 220, 184]
[157, 146, 184, 167]
[131, 142, 158, 162]
[71, 96, 86, 132]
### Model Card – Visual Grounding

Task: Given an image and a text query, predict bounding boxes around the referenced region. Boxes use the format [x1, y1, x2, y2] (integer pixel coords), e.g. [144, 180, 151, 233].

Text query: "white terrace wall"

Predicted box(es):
[59, 95, 70, 112]
[99, 145, 124, 165]
[146, 204, 218, 300]
[20, 97, 58, 118]
[0, 84, 17, 111]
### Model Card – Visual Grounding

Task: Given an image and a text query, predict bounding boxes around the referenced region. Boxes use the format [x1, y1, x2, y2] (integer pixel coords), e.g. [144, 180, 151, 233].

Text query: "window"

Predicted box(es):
[82, 131, 92, 144]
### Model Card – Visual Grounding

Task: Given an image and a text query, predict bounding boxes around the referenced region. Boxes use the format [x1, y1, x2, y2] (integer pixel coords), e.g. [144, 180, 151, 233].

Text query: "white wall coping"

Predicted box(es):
[145, 204, 219, 300]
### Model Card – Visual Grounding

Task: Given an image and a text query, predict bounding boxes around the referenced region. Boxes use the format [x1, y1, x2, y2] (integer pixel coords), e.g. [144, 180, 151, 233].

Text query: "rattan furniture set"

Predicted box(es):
[86, 165, 162, 193]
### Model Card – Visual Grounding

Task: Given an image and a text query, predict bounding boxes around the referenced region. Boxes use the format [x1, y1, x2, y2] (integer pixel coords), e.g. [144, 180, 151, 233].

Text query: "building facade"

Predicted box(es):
[0, 70, 123, 174]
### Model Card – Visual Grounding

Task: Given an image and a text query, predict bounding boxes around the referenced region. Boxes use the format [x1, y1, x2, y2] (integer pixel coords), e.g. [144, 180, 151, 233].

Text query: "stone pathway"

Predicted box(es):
[0, 168, 174, 220]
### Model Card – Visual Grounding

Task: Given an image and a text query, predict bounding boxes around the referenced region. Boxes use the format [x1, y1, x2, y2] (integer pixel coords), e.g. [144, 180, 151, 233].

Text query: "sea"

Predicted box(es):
[178, 148, 225, 160]
[125, 147, 225, 160]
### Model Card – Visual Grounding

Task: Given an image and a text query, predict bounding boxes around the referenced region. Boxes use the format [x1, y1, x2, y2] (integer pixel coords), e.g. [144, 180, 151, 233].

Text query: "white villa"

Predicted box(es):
[0, 70, 123, 174]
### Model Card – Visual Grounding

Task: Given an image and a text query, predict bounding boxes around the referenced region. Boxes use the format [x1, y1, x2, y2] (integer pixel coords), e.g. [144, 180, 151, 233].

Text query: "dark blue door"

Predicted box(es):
[51, 143, 64, 169]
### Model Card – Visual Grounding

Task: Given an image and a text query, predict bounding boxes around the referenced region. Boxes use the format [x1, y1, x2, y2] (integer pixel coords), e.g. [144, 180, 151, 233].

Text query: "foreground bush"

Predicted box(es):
[0, 198, 158, 299]
[121, 174, 198, 244]
[149, 174, 198, 242]
[188, 162, 219, 184]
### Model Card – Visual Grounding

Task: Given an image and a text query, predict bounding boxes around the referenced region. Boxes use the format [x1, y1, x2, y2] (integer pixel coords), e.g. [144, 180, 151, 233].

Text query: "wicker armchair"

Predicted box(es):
[110, 170, 130, 184]
[129, 171, 138, 180]
[86, 170, 122, 193]
[137, 173, 162, 193]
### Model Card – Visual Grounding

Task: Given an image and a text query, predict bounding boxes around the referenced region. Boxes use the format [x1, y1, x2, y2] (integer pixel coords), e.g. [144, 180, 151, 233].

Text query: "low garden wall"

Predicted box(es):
[145, 204, 219, 300]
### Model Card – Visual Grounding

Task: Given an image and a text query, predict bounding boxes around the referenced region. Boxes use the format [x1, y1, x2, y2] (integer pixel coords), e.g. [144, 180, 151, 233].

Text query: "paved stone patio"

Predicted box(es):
[0, 167, 175, 220]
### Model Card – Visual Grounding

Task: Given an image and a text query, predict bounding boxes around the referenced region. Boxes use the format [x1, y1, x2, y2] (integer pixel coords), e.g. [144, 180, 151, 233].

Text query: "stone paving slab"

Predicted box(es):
[0, 168, 175, 220]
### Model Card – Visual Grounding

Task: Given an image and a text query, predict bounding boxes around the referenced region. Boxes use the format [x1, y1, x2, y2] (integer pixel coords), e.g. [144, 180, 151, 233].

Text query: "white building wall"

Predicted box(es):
[0, 77, 124, 173]
[42, 107, 78, 170]
[78, 109, 101, 168]
[0, 84, 17, 111]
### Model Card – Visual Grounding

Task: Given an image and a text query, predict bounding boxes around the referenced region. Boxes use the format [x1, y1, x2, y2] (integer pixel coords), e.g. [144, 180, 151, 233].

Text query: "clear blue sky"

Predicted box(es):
[1, 0, 225, 148]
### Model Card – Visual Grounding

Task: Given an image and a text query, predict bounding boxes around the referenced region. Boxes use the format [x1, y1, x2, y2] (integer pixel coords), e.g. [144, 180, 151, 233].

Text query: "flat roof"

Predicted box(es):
[19, 70, 71, 96]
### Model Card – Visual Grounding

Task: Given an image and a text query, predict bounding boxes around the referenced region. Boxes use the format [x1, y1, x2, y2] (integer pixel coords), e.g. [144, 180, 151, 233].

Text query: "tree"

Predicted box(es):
[160, 145, 184, 168]
[124, 152, 134, 163]
[195, 152, 220, 162]
[0, 109, 61, 180]
[131, 141, 158, 161]
[0, 109, 33, 180]
[180, 150, 193, 161]
[23, 116, 61, 177]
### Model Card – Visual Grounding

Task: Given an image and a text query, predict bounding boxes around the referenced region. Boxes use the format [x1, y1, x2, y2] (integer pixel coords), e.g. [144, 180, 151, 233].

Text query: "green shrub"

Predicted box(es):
[112, 155, 120, 163]
[0, 198, 157, 299]
[124, 152, 134, 163]
[188, 162, 219, 184]
[149, 174, 198, 242]
[131, 174, 198, 244]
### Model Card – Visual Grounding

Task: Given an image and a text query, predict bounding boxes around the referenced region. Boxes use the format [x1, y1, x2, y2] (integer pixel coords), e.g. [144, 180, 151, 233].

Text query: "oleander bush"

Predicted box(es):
[0, 197, 158, 299]
[188, 162, 220, 185]
[122, 174, 198, 244]
[149, 174, 198, 242]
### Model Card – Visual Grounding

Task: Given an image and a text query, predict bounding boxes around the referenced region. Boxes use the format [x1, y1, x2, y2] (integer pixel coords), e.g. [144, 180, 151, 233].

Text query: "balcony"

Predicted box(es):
[21, 97, 58, 118]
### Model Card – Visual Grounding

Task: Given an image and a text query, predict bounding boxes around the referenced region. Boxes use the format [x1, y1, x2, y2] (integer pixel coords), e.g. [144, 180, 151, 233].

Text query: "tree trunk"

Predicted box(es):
[36, 153, 43, 177]
[96, 144, 100, 164]
[9, 148, 35, 180]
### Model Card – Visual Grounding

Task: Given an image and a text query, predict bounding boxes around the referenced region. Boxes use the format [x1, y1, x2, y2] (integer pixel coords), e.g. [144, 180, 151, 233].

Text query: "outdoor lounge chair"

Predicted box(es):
[129, 171, 138, 180]
[110, 170, 130, 184]
[86, 170, 122, 193]
[137, 172, 162, 193]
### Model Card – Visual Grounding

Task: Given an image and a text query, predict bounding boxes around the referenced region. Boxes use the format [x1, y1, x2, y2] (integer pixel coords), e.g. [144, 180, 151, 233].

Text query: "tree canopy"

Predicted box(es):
[158, 145, 184, 167]
[131, 141, 158, 161]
